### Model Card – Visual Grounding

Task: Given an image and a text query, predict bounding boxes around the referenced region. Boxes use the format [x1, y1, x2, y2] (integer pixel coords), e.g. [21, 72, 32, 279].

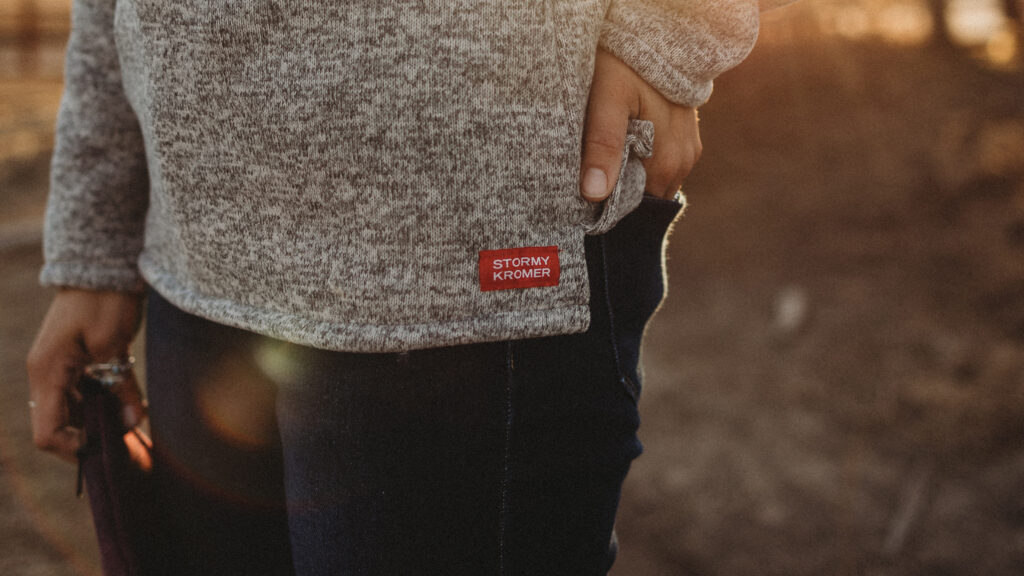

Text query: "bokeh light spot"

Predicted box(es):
[985, 28, 1019, 65]
[947, 0, 1010, 46]
[196, 355, 279, 449]
[878, 2, 934, 44]
[834, 6, 872, 39]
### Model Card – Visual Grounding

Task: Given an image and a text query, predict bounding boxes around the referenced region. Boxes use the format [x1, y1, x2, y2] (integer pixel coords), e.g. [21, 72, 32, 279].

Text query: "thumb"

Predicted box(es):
[580, 88, 630, 203]
[580, 49, 641, 203]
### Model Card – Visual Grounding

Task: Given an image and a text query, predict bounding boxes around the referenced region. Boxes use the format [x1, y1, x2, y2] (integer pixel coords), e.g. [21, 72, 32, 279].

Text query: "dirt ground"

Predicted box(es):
[613, 35, 1024, 576]
[2, 9, 1024, 576]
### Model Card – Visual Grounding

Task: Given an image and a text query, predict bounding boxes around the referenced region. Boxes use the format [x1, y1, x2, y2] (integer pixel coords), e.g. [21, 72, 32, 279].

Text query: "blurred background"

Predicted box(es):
[1, 1, 1023, 574]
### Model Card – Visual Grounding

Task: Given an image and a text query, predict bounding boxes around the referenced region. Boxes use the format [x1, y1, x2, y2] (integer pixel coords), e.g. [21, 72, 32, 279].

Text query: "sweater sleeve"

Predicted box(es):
[39, 0, 149, 292]
[598, 0, 772, 107]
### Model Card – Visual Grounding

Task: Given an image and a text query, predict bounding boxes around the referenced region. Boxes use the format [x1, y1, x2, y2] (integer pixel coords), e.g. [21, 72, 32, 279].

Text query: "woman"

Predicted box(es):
[27, 1, 787, 574]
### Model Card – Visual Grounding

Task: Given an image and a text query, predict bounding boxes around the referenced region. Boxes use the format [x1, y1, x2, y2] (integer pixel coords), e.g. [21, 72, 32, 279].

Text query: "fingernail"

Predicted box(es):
[582, 168, 607, 201]
[123, 405, 140, 428]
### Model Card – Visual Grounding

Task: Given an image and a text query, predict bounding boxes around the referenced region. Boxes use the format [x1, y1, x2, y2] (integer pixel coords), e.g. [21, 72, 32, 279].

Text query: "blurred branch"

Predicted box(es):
[1004, 0, 1021, 24]
[0, 0, 69, 43]
[928, 0, 953, 48]
[16, 0, 40, 73]
[883, 459, 935, 557]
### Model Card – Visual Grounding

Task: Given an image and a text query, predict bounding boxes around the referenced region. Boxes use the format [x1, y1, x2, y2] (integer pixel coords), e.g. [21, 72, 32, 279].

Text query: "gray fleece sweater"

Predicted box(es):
[42, 0, 786, 352]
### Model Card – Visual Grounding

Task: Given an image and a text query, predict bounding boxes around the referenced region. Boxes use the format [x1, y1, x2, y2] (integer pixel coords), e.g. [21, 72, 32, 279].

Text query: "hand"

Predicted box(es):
[580, 48, 703, 202]
[26, 289, 146, 463]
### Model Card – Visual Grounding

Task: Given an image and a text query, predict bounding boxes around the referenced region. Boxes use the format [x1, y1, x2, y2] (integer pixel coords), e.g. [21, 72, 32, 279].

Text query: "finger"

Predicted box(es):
[638, 103, 674, 197]
[28, 349, 86, 462]
[641, 140, 682, 198]
[642, 142, 693, 198]
[109, 370, 147, 429]
[81, 319, 136, 366]
[78, 317, 143, 432]
[81, 333, 144, 429]
[580, 52, 639, 203]
[642, 107, 702, 198]
[36, 428, 84, 464]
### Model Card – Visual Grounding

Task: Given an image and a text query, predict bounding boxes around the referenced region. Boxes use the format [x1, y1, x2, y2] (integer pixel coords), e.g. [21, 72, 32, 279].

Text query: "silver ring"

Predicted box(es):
[84, 356, 135, 387]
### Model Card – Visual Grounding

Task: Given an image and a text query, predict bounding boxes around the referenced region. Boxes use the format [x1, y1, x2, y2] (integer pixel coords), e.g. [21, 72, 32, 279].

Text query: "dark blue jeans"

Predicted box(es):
[142, 195, 683, 576]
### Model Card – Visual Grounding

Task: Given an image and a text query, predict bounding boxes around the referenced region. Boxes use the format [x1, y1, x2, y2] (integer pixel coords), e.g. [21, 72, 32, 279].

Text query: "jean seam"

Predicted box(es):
[499, 341, 515, 576]
[622, 373, 641, 401]
[599, 235, 636, 404]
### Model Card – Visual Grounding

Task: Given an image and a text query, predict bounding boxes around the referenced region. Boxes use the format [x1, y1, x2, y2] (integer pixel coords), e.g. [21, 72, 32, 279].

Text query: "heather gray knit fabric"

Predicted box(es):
[42, 0, 779, 352]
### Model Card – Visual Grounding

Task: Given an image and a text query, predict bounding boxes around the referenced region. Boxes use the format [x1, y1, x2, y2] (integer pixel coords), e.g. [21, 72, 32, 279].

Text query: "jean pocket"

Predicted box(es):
[600, 192, 685, 403]
[582, 119, 655, 236]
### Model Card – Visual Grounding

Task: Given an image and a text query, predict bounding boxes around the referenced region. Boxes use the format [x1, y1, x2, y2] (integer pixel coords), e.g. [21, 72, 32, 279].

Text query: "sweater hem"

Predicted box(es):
[139, 262, 591, 354]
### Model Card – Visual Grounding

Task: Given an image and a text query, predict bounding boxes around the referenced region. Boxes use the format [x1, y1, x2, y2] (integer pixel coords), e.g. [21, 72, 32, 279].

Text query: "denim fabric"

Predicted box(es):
[142, 294, 295, 576]
[142, 194, 682, 576]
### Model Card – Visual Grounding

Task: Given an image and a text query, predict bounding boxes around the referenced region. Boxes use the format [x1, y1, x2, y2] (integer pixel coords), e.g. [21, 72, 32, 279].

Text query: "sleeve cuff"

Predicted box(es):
[598, 0, 761, 108]
[39, 262, 146, 293]
[599, 23, 714, 107]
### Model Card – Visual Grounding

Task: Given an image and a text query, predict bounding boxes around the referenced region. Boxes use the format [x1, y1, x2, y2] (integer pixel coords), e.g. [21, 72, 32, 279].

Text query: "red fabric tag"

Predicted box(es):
[479, 246, 560, 292]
